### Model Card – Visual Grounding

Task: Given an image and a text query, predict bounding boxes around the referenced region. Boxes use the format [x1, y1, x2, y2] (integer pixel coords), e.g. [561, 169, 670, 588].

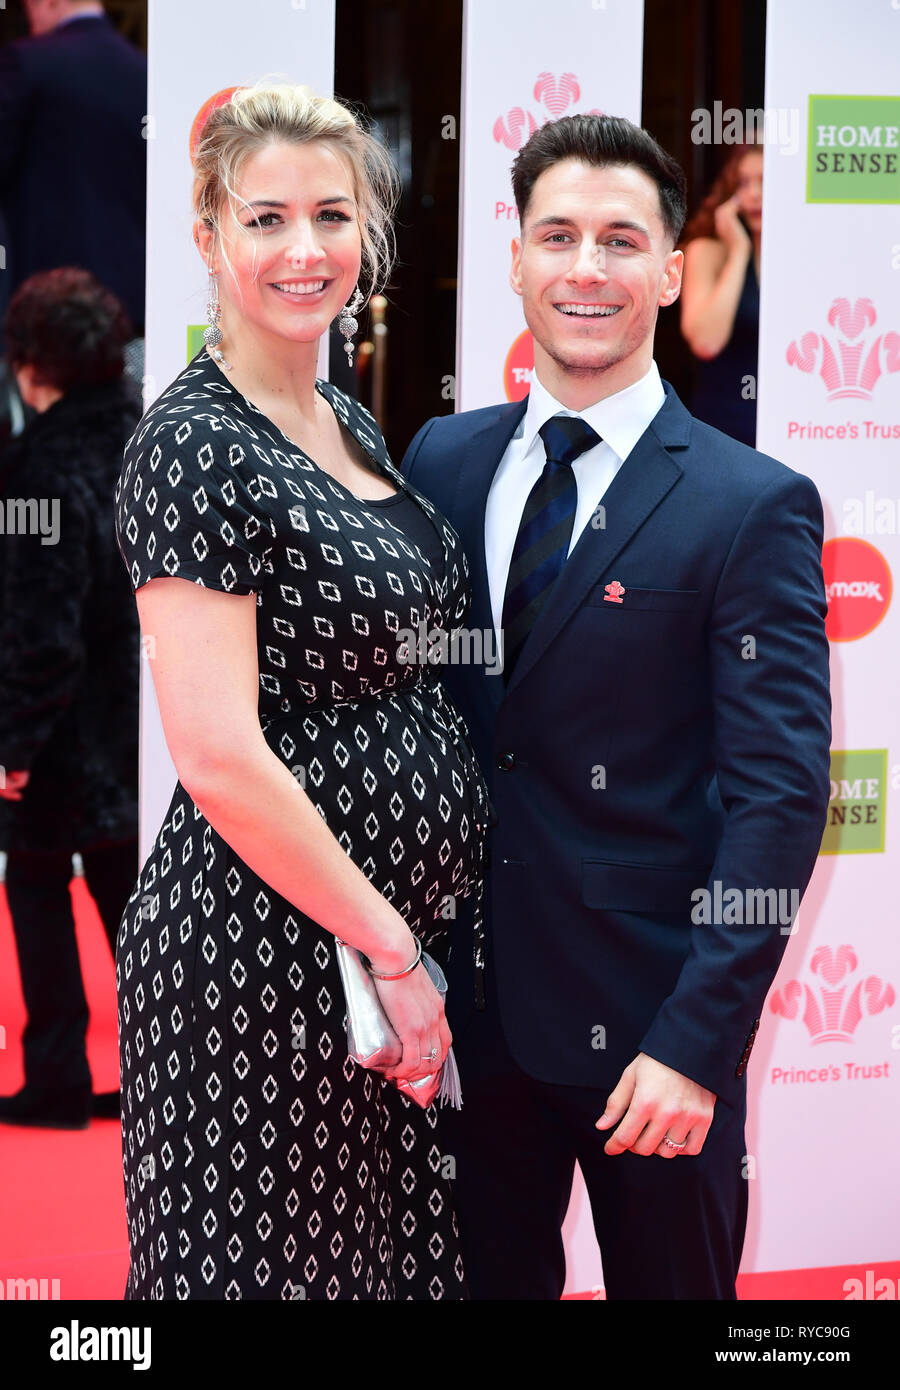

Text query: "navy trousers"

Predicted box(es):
[443, 967, 749, 1301]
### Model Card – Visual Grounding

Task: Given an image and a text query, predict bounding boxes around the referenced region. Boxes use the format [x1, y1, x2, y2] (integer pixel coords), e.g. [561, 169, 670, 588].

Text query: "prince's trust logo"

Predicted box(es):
[768, 945, 896, 1089]
[491, 75, 601, 236]
[786, 298, 900, 404]
[492, 73, 599, 152]
[771, 945, 895, 1044]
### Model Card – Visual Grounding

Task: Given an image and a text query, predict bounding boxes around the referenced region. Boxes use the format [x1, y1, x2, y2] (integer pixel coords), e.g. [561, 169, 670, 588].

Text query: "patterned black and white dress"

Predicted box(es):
[113, 347, 490, 1300]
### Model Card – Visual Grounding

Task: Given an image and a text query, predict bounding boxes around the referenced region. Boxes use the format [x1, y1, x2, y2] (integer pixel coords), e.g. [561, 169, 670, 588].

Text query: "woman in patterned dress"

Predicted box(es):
[113, 82, 490, 1300]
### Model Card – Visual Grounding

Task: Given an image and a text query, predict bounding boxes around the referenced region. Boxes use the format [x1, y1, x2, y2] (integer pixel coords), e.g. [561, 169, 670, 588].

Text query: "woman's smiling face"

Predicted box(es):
[199, 139, 363, 346]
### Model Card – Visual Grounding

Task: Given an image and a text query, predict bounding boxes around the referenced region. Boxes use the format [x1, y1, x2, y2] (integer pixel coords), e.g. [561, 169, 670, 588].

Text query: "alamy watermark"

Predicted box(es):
[842, 491, 900, 536]
[0, 498, 60, 545]
[690, 102, 800, 156]
[843, 1271, 900, 1300]
[49, 1323, 151, 1370]
[397, 622, 503, 676]
[691, 881, 800, 932]
[0, 1276, 60, 1300]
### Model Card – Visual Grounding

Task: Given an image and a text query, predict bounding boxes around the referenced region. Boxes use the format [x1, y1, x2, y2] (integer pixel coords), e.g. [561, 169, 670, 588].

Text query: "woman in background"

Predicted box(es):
[679, 141, 762, 447]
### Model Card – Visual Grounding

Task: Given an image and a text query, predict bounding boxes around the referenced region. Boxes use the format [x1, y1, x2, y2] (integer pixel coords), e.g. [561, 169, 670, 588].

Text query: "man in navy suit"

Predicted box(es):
[401, 115, 831, 1300]
[0, 2, 146, 344]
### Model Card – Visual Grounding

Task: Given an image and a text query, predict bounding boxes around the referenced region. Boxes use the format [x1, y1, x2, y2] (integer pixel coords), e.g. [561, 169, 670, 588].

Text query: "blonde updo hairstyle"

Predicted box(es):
[191, 80, 399, 309]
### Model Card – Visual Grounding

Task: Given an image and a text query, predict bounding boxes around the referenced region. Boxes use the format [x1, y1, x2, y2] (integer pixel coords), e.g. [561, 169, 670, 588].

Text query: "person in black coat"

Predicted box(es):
[0, 2, 147, 345]
[0, 265, 141, 1129]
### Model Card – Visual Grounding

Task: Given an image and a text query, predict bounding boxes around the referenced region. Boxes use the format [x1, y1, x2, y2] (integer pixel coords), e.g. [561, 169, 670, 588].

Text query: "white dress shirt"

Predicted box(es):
[485, 361, 667, 643]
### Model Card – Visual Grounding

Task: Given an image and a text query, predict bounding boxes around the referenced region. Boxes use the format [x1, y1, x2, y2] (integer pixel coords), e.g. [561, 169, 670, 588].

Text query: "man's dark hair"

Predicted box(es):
[5, 266, 132, 393]
[511, 114, 688, 247]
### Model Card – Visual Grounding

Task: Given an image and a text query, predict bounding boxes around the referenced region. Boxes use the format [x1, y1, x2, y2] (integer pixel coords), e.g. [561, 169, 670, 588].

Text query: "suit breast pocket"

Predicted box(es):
[582, 859, 710, 913]
[584, 585, 701, 612]
[572, 584, 706, 708]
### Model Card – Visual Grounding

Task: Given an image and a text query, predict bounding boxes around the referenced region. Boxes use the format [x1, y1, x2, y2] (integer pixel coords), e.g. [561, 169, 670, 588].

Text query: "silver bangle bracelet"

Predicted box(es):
[364, 936, 422, 980]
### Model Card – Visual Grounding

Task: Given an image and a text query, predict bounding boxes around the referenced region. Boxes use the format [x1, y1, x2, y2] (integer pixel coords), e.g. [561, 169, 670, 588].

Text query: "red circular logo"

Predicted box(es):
[190, 87, 245, 161]
[503, 330, 534, 401]
[822, 537, 892, 641]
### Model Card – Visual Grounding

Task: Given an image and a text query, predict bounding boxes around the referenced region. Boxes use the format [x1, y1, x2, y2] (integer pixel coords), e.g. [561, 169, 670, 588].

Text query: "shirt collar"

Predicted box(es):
[519, 360, 665, 464]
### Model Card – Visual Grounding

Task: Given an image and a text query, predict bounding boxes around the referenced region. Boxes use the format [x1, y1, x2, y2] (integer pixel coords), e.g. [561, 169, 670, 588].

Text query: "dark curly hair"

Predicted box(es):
[4, 267, 133, 392]
[511, 114, 688, 248]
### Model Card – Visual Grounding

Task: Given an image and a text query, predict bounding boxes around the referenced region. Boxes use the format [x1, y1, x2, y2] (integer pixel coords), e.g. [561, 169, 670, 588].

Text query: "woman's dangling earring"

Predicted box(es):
[205, 263, 231, 370]
[338, 286, 365, 366]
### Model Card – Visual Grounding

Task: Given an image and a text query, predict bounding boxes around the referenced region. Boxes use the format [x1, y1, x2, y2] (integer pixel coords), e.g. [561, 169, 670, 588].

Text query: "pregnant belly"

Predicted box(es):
[260, 686, 487, 942]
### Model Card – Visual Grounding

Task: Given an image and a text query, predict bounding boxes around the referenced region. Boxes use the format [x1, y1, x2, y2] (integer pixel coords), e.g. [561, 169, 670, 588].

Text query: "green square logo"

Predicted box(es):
[807, 95, 900, 203]
[187, 324, 207, 363]
[820, 749, 887, 855]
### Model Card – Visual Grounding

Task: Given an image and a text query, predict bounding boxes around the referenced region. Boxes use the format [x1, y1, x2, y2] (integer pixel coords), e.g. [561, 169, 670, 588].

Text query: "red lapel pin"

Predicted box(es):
[604, 580, 626, 604]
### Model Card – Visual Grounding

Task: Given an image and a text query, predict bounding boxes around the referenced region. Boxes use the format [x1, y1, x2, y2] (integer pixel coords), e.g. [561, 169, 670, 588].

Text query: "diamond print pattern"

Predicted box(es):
[113, 350, 489, 1300]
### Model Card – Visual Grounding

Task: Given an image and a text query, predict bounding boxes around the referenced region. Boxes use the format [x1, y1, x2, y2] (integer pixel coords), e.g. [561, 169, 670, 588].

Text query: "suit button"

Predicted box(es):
[497, 751, 516, 771]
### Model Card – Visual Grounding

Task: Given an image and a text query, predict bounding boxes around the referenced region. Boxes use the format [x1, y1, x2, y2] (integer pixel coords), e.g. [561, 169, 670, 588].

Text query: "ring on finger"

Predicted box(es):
[662, 1133, 687, 1152]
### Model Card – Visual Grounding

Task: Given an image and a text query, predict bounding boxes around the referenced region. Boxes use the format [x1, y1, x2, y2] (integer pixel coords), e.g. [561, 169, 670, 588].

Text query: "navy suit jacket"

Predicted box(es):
[0, 15, 147, 335]
[400, 381, 831, 1108]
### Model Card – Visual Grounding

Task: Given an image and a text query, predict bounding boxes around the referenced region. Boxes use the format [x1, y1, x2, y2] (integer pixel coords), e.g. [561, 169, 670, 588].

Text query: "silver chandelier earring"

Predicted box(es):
[204, 263, 231, 370]
[338, 287, 365, 366]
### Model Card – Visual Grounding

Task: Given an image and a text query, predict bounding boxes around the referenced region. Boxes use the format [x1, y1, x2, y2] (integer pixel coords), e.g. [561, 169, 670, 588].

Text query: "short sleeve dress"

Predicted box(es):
[114, 347, 491, 1300]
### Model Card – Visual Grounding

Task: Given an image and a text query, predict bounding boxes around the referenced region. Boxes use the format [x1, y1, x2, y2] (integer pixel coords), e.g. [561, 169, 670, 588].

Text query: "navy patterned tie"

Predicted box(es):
[501, 413, 601, 680]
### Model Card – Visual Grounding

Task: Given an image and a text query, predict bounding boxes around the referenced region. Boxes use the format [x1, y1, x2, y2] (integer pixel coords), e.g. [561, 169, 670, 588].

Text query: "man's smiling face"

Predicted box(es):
[510, 158, 682, 400]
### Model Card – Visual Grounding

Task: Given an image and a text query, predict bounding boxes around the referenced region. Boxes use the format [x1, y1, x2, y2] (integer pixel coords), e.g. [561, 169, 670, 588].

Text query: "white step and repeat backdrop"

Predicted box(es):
[139, 0, 335, 862]
[456, 0, 645, 413]
[751, 0, 899, 1279]
[136, 0, 897, 1296]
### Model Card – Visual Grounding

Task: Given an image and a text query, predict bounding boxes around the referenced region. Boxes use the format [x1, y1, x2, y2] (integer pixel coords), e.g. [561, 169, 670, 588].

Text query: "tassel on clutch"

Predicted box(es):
[334, 939, 462, 1109]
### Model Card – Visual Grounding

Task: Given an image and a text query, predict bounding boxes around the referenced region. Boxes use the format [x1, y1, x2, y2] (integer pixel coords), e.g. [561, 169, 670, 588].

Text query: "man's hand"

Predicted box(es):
[595, 1052, 717, 1158]
[0, 770, 30, 802]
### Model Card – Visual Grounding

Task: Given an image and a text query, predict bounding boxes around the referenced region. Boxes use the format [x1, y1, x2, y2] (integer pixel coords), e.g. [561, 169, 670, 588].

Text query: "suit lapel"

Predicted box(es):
[449, 398, 527, 712]
[445, 380, 693, 702]
[504, 382, 692, 696]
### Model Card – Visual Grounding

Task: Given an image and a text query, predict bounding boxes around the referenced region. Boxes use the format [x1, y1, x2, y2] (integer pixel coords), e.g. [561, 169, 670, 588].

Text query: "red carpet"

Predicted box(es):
[0, 873, 128, 1300]
[1, 873, 896, 1301]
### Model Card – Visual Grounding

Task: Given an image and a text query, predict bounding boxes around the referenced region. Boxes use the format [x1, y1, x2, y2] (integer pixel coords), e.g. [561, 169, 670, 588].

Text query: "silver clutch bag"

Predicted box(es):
[334, 939, 462, 1109]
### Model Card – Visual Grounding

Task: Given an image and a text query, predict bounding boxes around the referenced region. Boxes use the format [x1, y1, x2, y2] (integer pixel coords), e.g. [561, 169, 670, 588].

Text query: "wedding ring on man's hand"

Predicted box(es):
[427, 1047, 438, 1062]
[663, 1135, 687, 1151]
